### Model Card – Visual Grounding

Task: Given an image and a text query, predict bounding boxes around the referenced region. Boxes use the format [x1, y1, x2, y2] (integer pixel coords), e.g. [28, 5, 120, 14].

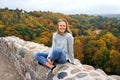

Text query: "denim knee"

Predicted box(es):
[33, 52, 47, 65]
[34, 52, 38, 60]
[52, 47, 62, 55]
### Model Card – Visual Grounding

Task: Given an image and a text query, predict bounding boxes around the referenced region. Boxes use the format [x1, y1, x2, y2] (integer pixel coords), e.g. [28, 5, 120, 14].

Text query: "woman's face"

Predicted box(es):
[58, 21, 66, 34]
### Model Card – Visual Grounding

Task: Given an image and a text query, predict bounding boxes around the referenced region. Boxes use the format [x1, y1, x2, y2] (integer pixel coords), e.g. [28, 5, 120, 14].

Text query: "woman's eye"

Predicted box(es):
[63, 25, 66, 27]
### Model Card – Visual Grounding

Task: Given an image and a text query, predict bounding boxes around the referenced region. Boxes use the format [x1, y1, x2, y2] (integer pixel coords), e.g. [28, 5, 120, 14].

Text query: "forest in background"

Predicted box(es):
[0, 8, 120, 75]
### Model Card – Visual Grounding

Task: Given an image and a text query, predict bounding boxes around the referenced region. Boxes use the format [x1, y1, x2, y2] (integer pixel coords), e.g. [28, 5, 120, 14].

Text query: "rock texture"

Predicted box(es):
[0, 36, 119, 80]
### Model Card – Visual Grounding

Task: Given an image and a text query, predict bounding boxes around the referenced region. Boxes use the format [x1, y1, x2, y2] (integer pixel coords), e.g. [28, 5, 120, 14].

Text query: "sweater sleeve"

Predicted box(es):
[47, 33, 56, 59]
[67, 34, 74, 64]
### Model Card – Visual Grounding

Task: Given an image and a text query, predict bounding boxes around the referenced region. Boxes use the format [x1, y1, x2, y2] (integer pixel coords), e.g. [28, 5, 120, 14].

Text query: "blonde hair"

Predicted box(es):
[57, 18, 72, 33]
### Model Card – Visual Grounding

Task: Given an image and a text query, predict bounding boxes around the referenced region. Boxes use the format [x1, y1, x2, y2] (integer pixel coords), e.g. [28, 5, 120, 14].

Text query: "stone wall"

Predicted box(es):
[0, 36, 119, 80]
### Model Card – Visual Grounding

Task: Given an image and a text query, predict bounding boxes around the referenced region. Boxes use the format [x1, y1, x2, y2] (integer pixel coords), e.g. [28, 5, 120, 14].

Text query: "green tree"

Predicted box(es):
[0, 24, 5, 36]
[110, 50, 120, 75]
[93, 47, 110, 72]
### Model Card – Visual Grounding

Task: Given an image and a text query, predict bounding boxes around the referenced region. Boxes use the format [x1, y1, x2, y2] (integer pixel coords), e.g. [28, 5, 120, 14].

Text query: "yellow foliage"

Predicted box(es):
[74, 37, 84, 61]
[105, 67, 111, 73]
[110, 49, 120, 74]
[110, 50, 120, 65]
[0, 20, 4, 25]
[98, 39, 106, 48]
[72, 29, 79, 36]
[101, 32, 117, 43]
[0, 24, 4, 28]
[26, 19, 35, 28]
[33, 36, 50, 46]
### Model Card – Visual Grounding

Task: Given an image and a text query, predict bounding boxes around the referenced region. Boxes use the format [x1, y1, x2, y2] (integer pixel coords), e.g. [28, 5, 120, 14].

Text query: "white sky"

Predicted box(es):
[0, 0, 120, 15]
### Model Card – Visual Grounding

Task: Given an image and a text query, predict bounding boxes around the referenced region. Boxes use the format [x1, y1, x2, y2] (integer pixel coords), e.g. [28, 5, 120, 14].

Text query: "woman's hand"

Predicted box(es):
[47, 58, 54, 65]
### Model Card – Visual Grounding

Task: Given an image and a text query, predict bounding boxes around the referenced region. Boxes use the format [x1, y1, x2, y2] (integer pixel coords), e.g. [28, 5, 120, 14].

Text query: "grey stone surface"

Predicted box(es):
[76, 73, 88, 78]
[71, 69, 81, 74]
[0, 36, 119, 80]
[65, 77, 76, 80]
[89, 72, 100, 76]
[57, 72, 68, 79]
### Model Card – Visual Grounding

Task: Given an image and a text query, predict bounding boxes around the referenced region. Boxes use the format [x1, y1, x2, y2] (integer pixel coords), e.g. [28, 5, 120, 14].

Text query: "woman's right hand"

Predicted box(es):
[47, 58, 54, 65]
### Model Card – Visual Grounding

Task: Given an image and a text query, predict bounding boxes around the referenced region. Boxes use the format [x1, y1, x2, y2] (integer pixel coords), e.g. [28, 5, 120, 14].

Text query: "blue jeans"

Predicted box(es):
[34, 47, 67, 65]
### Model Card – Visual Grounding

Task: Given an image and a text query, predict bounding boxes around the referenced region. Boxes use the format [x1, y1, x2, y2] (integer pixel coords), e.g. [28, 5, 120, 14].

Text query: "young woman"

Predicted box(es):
[34, 18, 74, 74]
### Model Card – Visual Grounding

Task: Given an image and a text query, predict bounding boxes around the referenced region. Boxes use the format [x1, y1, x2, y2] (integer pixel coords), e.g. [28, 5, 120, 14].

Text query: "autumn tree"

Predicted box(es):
[74, 37, 84, 62]
[93, 47, 110, 73]
[110, 50, 120, 75]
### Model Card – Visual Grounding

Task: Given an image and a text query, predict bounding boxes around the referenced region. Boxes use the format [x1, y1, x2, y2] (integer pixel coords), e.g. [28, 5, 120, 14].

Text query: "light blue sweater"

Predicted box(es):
[48, 32, 74, 63]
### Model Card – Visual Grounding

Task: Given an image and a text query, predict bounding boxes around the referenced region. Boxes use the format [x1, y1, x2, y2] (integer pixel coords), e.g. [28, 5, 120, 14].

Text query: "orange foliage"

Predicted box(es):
[24, 35, 30, 41]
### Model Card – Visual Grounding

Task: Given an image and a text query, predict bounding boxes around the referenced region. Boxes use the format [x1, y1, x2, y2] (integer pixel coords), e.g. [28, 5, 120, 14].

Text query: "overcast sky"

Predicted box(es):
[0, 0, 120, 15]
